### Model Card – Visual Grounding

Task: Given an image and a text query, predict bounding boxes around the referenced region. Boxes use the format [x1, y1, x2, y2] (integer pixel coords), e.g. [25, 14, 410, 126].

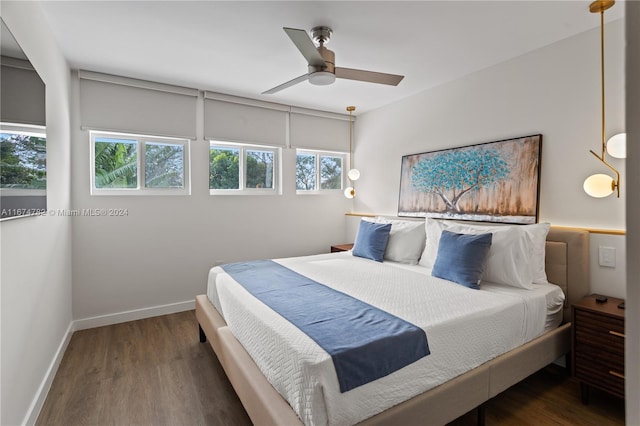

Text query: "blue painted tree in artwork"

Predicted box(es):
[411, 148, 510, 213]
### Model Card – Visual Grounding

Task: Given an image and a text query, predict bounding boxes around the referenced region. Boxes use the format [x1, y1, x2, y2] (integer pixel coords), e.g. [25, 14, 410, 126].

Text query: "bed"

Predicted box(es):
[195, 221, 589, 426]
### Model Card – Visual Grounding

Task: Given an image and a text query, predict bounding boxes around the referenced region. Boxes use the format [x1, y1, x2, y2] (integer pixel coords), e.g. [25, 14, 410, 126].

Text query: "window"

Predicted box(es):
[90, 131, 189, 195]
[209, 141, 280, 194]
[296, 150, 346, 193]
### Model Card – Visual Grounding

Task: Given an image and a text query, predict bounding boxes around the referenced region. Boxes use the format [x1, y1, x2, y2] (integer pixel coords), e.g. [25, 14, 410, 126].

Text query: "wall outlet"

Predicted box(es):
[598, 246, 616, 268]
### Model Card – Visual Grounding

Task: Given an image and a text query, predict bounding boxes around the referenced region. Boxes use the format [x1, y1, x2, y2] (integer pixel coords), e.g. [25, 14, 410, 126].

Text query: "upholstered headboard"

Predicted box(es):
[545, 227, 590, 323]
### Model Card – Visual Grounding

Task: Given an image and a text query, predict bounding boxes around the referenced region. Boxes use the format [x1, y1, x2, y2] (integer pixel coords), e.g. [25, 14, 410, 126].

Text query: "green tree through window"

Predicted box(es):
[209, 143, 278, 192]
[246, 150, 273, 189]
[296, 153, 316, 190]
[296, 151, 344, 192]
[0, 133, 46, 189]
[210, 148, 239, 189]
[320, 156, 342, 189]
[145, 142, 184, 188]
[94, 138, 137, 188]
[91, 132, 189, 194]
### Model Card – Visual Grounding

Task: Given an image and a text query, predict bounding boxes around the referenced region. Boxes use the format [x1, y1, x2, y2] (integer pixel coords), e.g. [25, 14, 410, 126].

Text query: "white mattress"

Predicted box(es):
[206, 251, 565, 426]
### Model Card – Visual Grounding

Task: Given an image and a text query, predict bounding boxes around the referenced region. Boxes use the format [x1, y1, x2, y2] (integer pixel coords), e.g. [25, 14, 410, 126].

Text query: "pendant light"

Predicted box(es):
[344, 105, 358, 198]
[583, 0, 622, 198]
[606, 132, 626, 158]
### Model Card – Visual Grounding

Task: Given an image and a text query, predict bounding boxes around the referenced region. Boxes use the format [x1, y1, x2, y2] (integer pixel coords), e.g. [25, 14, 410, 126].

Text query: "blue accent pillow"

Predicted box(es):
[352, 221, 392, 262]
[431, 230, 493, 289]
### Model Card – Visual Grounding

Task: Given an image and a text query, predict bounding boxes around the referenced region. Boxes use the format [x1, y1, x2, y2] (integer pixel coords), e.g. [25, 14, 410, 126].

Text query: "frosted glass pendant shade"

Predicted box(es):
[347, 168, 360, 181]
[344, 187, 355, 199]
[606, 133, 626, 158]
[583, 173, 615, 198]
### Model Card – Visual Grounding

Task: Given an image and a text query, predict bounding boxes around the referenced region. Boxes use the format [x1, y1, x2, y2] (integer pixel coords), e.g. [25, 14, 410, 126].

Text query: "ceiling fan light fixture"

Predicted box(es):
[308, 71, 336, 86]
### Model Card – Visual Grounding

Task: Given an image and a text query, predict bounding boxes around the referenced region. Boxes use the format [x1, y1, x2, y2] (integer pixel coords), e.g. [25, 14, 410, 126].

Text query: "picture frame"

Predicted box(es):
[398, 134, 542, 224]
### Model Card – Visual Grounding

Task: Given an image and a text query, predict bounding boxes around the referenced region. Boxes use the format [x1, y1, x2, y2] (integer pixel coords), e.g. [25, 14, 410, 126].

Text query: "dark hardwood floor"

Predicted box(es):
[447, 366, 625, 426]
[37, 311, 625, 426]
[37, 311, 251, 426]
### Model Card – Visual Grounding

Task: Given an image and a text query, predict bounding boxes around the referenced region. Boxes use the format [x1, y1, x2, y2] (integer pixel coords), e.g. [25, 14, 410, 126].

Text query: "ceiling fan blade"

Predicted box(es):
[283, 27, 326, 68]
[335, 67, 404, 86]
[262, 73, 310, 95]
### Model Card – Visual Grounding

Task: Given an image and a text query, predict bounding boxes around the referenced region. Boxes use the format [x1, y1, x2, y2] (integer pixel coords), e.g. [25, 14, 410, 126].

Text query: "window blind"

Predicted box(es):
[203, 92, 288, 146]
[79, 71, 198, 139]
[289, 107, 351, 151]
[1, 57, 45, 126]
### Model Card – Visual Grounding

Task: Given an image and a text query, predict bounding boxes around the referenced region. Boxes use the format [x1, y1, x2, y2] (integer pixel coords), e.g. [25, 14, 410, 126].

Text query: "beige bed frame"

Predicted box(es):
[195, 227, 590, 426]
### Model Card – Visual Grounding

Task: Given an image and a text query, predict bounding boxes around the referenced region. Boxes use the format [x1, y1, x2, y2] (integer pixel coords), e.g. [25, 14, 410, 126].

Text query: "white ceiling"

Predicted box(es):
[38, 1, 624, 115]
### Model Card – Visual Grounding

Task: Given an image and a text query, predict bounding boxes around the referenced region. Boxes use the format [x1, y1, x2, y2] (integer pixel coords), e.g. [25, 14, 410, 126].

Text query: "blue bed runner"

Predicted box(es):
[221, 260, 430, 392]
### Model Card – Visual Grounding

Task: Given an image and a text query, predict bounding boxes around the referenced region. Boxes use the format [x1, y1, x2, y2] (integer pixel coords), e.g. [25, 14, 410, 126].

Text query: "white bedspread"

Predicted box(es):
[207, 252, 564, 426]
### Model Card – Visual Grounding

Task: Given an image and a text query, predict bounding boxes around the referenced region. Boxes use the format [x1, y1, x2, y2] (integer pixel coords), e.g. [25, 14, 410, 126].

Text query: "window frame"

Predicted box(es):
[209, 140, 281, 195]
[295, 149, 347, 194]
[90, 130, 190, 196]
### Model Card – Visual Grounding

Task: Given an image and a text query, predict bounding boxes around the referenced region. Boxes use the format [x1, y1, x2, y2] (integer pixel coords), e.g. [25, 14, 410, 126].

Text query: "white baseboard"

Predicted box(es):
[23, 321, 74, 426]
[73, 299, 195, 331]
[23, 299, 196, 425]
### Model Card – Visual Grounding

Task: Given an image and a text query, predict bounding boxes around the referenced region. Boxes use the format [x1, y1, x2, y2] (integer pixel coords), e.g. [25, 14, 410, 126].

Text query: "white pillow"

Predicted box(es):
[521, 222, 551, 284]
[419, 218, 450, 269]
[419, 218, 539, 289]
[481, 226, 533, 288]
[367, 217, 426, 264]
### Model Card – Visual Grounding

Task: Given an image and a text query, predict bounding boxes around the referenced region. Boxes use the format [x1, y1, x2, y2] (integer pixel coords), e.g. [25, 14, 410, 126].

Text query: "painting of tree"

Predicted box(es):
[399, 135, 541, 224]
[411, 148, 510, 213]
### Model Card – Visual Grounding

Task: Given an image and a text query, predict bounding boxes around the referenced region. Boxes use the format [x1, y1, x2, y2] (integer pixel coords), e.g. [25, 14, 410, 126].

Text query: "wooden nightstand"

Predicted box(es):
[330, 244, 354, 253]
[572, 294, 625, 404]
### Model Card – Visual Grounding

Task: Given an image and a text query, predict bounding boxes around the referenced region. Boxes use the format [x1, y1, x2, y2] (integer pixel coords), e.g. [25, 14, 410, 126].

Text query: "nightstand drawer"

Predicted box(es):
[574, 309, 624, 350]
[574, 356, 625, 398]
[571, 294, 625, 404]
[574, 345, 624, 374]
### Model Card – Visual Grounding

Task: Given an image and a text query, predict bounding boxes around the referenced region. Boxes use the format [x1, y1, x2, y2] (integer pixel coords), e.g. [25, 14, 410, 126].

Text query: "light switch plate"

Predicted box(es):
[598, 246, 616, 268]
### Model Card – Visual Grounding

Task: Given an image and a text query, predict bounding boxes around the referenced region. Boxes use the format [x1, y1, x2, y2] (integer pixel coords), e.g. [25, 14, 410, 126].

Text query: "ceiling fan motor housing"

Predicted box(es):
[314, 46, 335, 72]
[311, 26, 332, 45]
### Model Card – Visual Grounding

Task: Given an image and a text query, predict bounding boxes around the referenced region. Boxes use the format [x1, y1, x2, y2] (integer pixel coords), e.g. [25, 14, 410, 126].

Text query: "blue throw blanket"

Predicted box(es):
[222, 260, 430, 392]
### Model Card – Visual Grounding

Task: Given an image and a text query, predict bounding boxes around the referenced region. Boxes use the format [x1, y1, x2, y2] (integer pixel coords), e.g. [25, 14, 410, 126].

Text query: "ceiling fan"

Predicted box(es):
[262, 26, 404, 94]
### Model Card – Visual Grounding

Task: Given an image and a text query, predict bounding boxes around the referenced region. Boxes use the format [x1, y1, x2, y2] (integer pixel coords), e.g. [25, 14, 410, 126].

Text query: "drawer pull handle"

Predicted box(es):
[609, 330, 626, 338]
[609, 370, 625, 379]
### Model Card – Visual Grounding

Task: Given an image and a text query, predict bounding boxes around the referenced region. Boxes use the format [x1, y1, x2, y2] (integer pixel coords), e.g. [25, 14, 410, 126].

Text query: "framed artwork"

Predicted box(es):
[398, 134, 542, 224]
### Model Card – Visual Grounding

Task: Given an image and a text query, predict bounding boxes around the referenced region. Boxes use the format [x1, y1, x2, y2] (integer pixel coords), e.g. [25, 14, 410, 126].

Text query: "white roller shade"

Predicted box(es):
[1, 57, 45, 126]
[204, 92, 288, 146]
[290, 108, 351, 151]
[79, 71, 198, 139]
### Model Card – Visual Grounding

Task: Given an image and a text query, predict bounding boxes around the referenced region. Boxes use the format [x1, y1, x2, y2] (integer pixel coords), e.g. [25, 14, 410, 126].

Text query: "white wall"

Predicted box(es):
[70, 81, 352, 323]
[350, 20, 627, 297]
[589, 233, 625, 299]
[625, 2, 639, 423]
[0, 2, 73, 425]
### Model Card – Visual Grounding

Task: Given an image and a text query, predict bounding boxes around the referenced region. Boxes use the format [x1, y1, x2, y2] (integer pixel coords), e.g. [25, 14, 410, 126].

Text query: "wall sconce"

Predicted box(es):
[344, 105, 358, 198]
[583, 0, 624, 198]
